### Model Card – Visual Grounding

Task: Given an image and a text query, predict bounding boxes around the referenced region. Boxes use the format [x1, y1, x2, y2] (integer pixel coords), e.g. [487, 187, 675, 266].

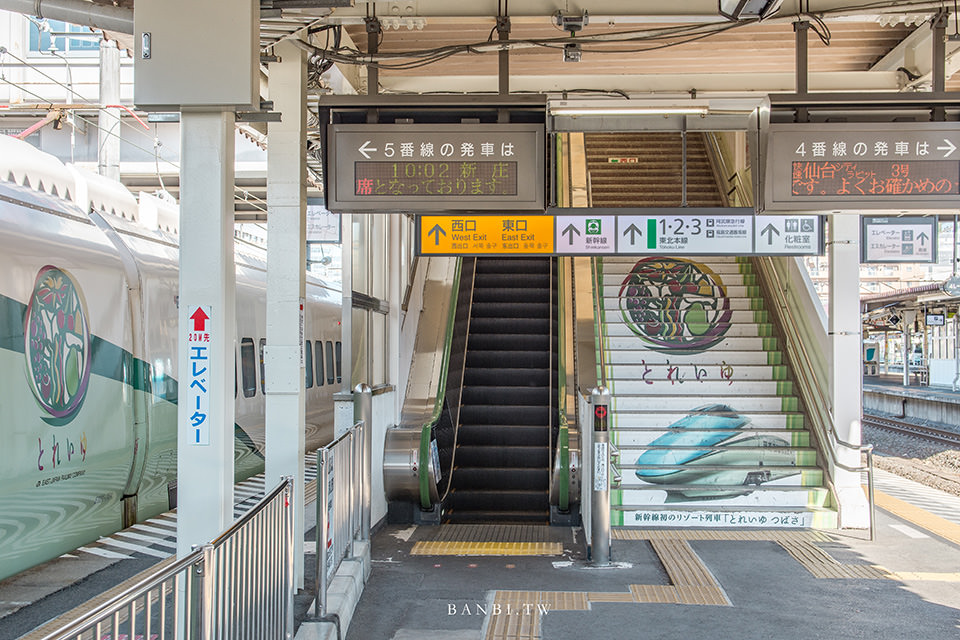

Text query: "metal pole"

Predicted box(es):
[866, 446, 876, 542]
[316, 449, 329, 617]
[284, 478, 294, 639]
[354, 383, 372, 541]
[590, 386, 611, 566]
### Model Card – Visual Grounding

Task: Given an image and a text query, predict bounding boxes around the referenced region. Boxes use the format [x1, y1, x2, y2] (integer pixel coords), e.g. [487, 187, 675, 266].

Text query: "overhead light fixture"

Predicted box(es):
[550, 100, 710, 117]
[719, 0, 783, 21]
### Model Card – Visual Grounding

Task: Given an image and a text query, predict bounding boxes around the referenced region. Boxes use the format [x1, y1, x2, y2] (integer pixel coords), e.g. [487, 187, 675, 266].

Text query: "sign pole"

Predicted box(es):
[590, 387, 611, 566]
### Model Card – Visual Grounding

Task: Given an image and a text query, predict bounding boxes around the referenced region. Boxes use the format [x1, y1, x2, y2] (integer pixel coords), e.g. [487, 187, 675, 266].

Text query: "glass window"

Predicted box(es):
[335, 341, 342, 384]
[259, 338, 266, 394]
[315, 340, 324, 387]
[305, 340, 314, 388]
[326, 341, 335, 385]
[28, 19, 100, 55]
[240, 338, 256, 398]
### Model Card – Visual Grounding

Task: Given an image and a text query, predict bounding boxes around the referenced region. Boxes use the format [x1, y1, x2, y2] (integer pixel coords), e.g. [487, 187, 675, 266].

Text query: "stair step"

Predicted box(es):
[604, 309, 768, 325]
[451, 467, 549, 490]
[615, 486, 831, 507]
[603, 335, 777, 352]
[611, 396, 799, 412]
[611, 411, 805, 430]
[604, 322, 774, 339]
[602, 284, 761, 298]
[602, 260, 752, 276]
[612, 506, 838, 529]
[614, 429, 811, 448]
[606, 350, 782, 366]
[605, 272, 757, 287]
[620, 467, 823, 488]
[606, 364, 790, 382]
[608, 379, 793, 395]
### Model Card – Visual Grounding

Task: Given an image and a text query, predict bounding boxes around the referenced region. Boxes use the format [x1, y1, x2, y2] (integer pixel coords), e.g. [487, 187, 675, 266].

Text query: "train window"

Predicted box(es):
[259, 338, 266, 394]
[305, 340, 314, 389]
[315, 340, 324, 387]
[335, 341, 342, 384]
[325, 341, 335, 385]
[240, 338, 256, 398]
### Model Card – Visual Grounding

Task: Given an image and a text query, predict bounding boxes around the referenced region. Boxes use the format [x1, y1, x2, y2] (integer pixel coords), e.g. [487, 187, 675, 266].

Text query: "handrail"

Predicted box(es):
[591, 256, 608, 388]
[556, 257, 570, 510]
[418, 257, 463, 509]
[440, 257, 475, 502]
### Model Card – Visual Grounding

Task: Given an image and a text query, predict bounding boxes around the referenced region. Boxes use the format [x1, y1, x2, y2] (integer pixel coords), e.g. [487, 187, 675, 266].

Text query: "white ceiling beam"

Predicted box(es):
[871, 24, 932, 74]
[377, 71, 902, 95]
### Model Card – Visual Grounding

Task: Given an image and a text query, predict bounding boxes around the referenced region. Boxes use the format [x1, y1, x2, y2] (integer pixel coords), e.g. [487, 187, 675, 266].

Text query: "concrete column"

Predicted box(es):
[828, 214, 868, 528]
[97, 39, 121, 182]
[265, 40, 307, 589]
[176, 111, 236, 556]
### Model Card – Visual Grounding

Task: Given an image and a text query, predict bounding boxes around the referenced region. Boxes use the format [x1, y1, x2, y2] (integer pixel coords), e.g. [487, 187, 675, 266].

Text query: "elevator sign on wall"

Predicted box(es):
[764, 122, 960, 211]
[327, 124, 545, 212]
[860, 216, 938, 263]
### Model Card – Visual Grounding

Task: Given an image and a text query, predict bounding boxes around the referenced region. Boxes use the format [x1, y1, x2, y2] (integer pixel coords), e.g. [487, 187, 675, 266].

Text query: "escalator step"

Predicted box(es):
[451, 467, 549, 490]
[472, 287, 550, 303]
[461, 385, 551, 406]
[470, 301, 552, 318]
[475, 258, 551, 274]
[474, 273, 551, 289]
[454, 445, 550, 468]
[443, 510, 550, 525]
[466, 334, 550, 352]
[457, 424, 551, 446]
[448, 489, 550, 512]
[469, 317, 552, 335]
[459, 405, 551, 426]
[463, 367, 550, 386]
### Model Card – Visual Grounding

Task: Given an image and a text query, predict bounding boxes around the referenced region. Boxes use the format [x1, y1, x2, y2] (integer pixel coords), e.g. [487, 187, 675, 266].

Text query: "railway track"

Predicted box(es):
[862, 413, 960, 447]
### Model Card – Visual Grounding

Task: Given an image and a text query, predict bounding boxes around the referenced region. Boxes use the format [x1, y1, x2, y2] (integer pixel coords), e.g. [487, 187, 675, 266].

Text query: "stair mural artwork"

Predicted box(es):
[601, 255, 836, 529]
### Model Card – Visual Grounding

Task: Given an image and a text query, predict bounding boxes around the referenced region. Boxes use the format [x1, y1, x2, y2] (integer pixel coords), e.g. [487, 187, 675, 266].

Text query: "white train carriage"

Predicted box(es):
[0, 135, 341, 581]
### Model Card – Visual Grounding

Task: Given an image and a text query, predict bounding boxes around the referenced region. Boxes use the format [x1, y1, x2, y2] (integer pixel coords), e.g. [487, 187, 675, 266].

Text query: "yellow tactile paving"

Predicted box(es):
[410, 541, 563, 556]
[887, 571, 960, 582]
[873, 490, 960, 546]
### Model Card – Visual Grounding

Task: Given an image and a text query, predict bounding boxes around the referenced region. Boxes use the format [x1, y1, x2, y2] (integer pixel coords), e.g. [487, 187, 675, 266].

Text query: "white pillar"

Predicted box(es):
[828, 213, 868, 528]
[265, 40, 307, 589]
[97, 40, 121, 182]
[176, 111, 236, 556]
[902, 310, 916, 386]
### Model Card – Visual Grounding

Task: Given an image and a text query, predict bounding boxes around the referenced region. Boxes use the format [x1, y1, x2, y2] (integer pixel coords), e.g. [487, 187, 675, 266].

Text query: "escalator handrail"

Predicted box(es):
[418, 257, 463, 509]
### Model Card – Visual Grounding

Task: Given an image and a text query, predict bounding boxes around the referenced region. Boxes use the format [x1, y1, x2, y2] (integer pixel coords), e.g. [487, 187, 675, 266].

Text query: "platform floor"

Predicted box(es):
[5, 469, 960, 639]
[864, 374, 960, 404]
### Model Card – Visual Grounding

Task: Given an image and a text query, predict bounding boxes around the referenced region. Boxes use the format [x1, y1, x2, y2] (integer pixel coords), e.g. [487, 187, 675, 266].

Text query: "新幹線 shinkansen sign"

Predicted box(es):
[764, 122, 960, 211]
[327, 124, 545, 212]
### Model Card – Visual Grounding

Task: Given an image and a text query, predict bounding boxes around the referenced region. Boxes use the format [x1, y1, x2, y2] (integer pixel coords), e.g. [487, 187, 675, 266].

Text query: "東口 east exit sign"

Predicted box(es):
[327, 123, 545, 212]
[764, 122, 960, 211]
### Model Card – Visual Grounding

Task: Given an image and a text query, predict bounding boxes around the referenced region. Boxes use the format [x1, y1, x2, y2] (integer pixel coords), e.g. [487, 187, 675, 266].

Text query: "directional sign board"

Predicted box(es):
[418, 215, 554, 254]
[185, 305, 211, 446]
[417, 211, 823, 257]
[765, 122, 960, 210]
[861, 216, 937, 263]
[753, 215, 823, 255]
[327, 123, 544, 212]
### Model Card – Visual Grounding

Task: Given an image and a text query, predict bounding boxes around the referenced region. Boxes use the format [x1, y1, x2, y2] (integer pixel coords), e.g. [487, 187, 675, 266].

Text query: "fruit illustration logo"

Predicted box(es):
[24, 266, 91, 420]
[618, 257, 732, 353]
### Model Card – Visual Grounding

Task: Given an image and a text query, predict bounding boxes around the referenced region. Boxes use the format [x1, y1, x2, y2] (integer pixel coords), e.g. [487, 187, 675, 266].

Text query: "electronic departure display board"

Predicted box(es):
[354, 161, 519, 196]
[791, 160, 960, 197]
[764, 122, 960, 211]
[327, 123, 544, 212]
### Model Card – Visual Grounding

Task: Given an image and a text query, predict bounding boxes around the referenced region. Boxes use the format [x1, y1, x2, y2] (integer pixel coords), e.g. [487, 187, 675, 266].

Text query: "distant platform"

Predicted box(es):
[864, 375, 960, 405]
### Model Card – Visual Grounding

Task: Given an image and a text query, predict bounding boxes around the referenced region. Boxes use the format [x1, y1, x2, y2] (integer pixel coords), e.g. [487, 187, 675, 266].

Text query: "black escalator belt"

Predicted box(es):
[446, 257, 556, 524]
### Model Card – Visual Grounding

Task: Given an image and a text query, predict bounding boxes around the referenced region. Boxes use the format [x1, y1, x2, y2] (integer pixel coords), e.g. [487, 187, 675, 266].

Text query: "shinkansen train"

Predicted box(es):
[0, 135, 341, 581]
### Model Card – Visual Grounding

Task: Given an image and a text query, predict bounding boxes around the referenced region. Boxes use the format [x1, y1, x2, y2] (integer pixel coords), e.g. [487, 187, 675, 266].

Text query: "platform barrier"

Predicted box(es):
[315, 417, 368, 618]
[34, 478, 295, 640]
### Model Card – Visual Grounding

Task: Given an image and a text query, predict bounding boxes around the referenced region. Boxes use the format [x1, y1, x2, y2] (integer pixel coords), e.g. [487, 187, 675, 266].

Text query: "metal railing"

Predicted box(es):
[37, 478, 295, 640]
[315, 418, 367, 617]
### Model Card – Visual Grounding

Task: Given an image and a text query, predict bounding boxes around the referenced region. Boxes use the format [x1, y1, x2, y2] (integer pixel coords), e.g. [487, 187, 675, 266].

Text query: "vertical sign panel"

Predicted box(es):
[185, 305, 212, 446]
[861, 216, 938, 263]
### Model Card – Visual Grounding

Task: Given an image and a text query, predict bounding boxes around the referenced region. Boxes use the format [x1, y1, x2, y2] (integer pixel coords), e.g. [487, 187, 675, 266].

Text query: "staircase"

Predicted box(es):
[584, 132, 724, 208]
[599, 255, 837, 528]
[446, 258, 556, 524]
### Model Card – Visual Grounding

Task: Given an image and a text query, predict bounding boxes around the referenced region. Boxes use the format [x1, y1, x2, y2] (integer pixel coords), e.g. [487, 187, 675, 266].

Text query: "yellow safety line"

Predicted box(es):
[874, 489, 960, 546]
[410, 541, 562, 556]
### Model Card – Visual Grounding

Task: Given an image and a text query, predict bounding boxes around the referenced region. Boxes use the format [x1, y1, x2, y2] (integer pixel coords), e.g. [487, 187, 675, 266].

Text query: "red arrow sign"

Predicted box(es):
[190, 307, 209, 332]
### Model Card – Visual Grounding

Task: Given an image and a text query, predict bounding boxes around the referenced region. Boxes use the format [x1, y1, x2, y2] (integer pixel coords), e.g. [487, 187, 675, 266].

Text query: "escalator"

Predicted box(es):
[444, 257, 558, 524]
